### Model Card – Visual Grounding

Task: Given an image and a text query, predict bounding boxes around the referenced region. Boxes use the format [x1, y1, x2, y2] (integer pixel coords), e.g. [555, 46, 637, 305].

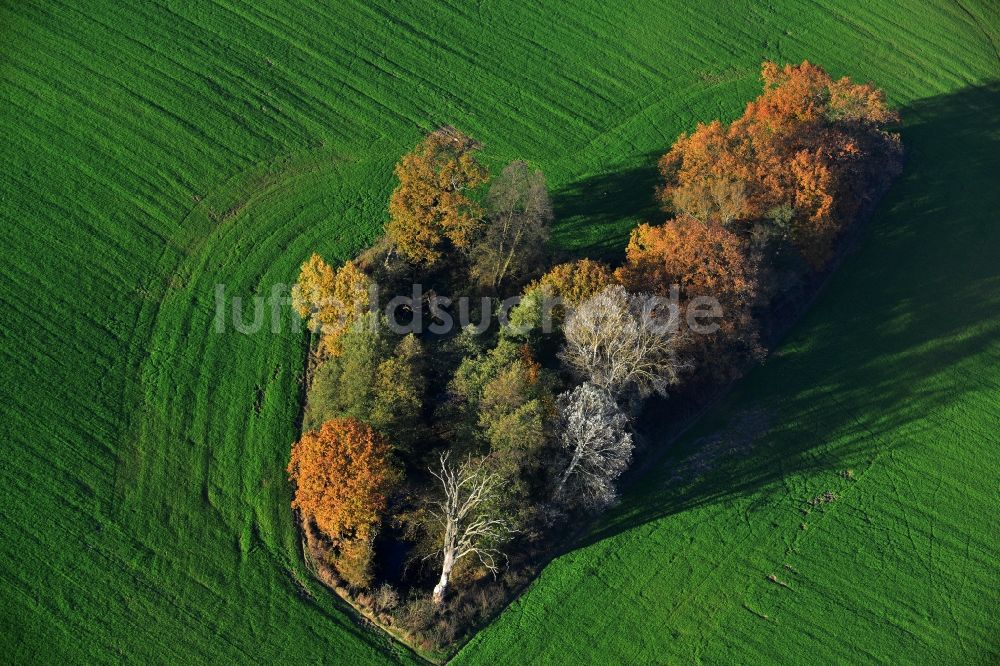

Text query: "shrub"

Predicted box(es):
[400, 595, 437, 633]
[372, 583, 400, 615]
[334, 536, 376, 589]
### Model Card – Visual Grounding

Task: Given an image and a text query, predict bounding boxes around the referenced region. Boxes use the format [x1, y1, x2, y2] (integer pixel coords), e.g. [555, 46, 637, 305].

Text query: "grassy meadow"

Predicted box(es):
[1, 1, 997, 663]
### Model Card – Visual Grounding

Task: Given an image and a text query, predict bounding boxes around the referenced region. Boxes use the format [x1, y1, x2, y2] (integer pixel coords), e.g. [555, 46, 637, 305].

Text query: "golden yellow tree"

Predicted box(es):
[291, 253, 335, 322]
[387, 126, 489, 265]
[534, 258, 615, 306]
[291, 254, 371, 357]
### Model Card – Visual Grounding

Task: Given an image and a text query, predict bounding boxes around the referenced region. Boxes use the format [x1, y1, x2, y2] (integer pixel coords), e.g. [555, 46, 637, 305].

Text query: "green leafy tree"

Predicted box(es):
[450, 337, 557, 518]
[371, 334, 426, 452]
[304, 317, 425, 452]
[303, 313, 390, 430]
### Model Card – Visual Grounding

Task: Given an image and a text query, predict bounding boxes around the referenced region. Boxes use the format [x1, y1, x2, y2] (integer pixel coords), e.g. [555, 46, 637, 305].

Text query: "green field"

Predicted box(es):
[1, 1, 997, 663]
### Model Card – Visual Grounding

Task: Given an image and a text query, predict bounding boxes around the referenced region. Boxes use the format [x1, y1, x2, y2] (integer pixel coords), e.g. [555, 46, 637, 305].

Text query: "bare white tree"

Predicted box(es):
[553, 382, 634, 509]
[560, 284, 686, 399]
[427, 452, 512, 604]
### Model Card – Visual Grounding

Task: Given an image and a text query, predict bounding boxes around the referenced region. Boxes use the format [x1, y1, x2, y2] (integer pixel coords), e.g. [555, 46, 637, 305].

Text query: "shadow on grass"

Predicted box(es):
[549, 152, 662, 260]
[574, 81, 1000, 548]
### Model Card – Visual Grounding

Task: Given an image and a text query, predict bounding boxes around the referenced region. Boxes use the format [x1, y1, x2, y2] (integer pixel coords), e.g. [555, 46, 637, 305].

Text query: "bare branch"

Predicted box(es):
[428, 452, 514, 603]
[560, 285, 688, 400]
[553, 383, 634, 510]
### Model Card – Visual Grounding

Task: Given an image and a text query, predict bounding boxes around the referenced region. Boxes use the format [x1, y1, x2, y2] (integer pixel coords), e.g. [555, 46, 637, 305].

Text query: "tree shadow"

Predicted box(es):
[568, 81, 1000, 548]
[549, 152, 662, 260]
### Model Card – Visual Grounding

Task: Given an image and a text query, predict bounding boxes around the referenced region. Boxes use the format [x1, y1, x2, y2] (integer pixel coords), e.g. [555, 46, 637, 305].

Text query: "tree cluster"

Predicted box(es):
[283, 61, 901, 652]
[658, 60, 902, 268]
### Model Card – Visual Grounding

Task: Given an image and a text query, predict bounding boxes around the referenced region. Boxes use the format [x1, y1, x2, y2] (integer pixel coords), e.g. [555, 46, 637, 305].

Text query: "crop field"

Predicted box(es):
[1, 0, 997, 664]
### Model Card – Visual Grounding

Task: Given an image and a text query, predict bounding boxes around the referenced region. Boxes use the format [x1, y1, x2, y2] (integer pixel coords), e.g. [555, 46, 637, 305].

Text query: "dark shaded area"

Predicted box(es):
[550, 152, 663, 260]
[569, 81, 1000, 548]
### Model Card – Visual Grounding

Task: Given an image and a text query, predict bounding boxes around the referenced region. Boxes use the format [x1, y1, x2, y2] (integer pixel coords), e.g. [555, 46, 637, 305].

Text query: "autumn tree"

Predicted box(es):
[553, 382, 633, 510]
[427, 452, 513, 604]
[513, 259, 617, 340]
[291, 252, 336, 323]
[469, 160, 553, 292]
[533, 258, 615, 307]
[292, 253, 372, 358]
[616, 215, 761, 382]
[560, 285, 685, 402]
[287, 418, 396, 587]
[659, 61, 901, 267]
[387, 126, 489, 265]
[658, 119, 753, 224]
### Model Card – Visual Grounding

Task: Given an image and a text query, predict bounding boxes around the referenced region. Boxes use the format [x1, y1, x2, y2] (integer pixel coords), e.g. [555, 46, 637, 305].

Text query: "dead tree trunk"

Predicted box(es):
[427, 452, 511, 604]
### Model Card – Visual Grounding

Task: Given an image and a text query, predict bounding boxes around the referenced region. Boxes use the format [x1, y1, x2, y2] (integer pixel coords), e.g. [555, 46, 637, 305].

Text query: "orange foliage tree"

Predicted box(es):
[659, 61, 901, 266]
[617, 215, 761, 382]
[291, 254, 372, 358]
[287, 418, 396, 587]
[387, 126, 489, 265]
